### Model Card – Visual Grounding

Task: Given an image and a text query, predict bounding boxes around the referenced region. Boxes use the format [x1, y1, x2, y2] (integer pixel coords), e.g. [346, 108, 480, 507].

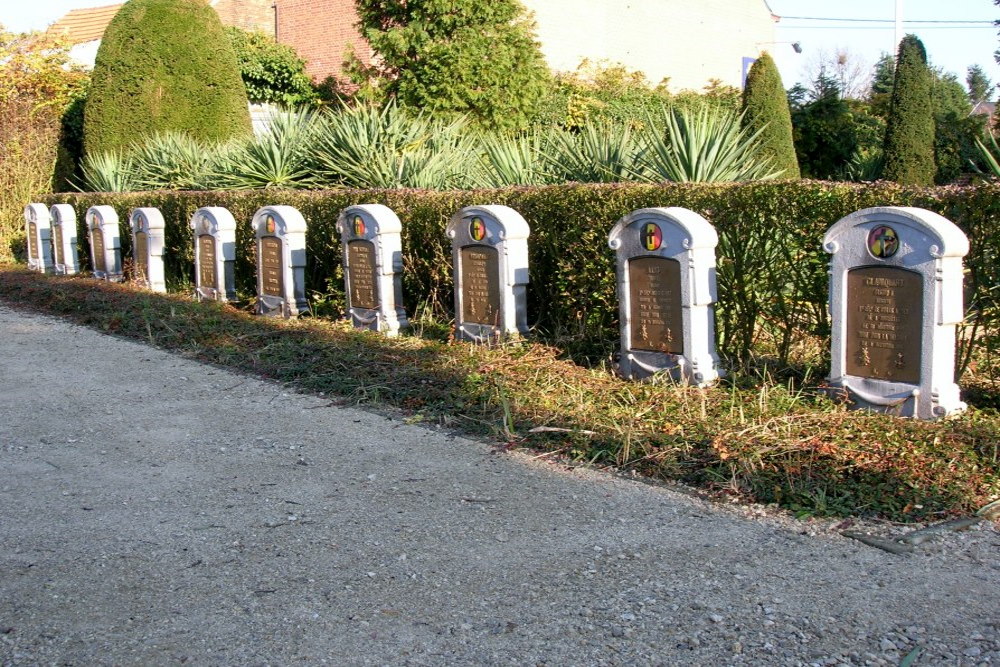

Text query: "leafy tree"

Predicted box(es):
[932, 69, 985, 183]
[868, 52, 895, 117]
[882, 34, 935, 186]
[790, 70, 859, 179]
[966, 64, 993, 105]
[350, 0, 551, 131]
[741, 52, 799, 178]
[225, 27, 316, 106]
[84, 0, 250, 156]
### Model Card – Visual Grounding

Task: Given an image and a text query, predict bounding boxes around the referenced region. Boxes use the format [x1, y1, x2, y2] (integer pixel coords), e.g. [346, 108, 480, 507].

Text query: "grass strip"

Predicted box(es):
[1, 265, 997, 522]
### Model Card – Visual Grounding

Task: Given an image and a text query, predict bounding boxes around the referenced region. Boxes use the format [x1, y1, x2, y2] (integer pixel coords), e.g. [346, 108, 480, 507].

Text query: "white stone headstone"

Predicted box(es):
[85, 206, 122, 281]
[823, 206, 969, 420]
[446, 205, 530, 343]
[129, 207, 166, 293]
[608, 207, 722, 386]
[191, 207, 238, 303]
[335, 204, 408, 336]
[50, 204, 80, 275]
[253, 205, 309, 317]
[23, 203, 53, 273]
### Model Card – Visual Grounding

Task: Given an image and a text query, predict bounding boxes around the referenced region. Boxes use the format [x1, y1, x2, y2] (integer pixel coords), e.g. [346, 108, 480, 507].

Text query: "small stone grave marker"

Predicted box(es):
[191, 207, 238, 302]
[823, 206, 968, 419]
[335, 204, 408, 335]
[446, 205, 530, 342]
[129, 208, 166, 292]
[86, 206, 123, 281]
[23, 203, 53, 273]
[608, 207, 722, 385]
[50, 204, 80, 275]
[253, 206, 309, 317]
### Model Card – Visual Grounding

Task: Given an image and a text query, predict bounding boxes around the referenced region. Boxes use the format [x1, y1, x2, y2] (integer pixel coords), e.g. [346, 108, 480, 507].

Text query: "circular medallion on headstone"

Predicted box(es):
[470, 217, 487, 242]
[867, 225, 899, 259]
[266, 215, 276, 235]
[353, 215, 366, 237]
[641, 222, 662, 251]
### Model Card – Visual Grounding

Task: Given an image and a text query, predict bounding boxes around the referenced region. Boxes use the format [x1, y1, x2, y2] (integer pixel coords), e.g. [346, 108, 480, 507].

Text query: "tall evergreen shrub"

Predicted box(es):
[741, 53, 799, 178]
[83, 0, 250, 156]
[882, 35, 935, 185]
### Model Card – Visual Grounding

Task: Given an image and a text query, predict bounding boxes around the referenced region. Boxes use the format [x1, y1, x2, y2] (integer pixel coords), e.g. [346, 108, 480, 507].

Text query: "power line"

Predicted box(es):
[783, 25, 995, 30]
[779, 15, 993, 24]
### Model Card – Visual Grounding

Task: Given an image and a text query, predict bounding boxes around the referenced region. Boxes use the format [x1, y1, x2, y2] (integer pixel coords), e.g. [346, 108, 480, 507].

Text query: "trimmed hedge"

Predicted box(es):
[84, 0, 250, 156]
[42, 181, 1000, 375]
[741, 53, 800, 179]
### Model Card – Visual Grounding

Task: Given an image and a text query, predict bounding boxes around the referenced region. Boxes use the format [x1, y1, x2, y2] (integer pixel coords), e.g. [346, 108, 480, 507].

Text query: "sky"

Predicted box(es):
[3, 0, 999, 94]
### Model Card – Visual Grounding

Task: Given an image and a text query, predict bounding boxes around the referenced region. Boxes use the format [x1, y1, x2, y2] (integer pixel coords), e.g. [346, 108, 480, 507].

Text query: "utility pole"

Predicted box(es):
[894, 0, 903, 54]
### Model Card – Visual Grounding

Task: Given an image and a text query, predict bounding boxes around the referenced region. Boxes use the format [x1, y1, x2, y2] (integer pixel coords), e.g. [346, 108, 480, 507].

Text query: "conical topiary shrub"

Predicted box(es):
[83, 0, 251, 156]
[741, 52, 799, 178]
[882, 35, 935, 185]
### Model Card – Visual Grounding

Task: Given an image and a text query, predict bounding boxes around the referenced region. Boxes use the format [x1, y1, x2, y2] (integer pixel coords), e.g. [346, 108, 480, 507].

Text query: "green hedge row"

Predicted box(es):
[41, 181, 1000, 374]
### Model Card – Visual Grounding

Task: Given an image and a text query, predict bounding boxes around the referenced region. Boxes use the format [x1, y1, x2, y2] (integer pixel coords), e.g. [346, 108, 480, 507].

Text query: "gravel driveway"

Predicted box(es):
[1, 303, 997, 666]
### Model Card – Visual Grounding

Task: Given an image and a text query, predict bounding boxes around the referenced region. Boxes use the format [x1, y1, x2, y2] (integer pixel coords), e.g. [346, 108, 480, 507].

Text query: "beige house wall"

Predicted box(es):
[521, 0, 776, 91]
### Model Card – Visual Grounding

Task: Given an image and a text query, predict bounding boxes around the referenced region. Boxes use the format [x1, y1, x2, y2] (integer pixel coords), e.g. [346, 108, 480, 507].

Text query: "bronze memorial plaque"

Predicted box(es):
[260, 236, 283, 297]
[27, 222, 38, 261]
[92, 227, 106, 273]
[134, 232, 148, 280]
[53, 223, 63, 265]
[198, 235, 217, 290]
[460, 245, 501, 326]
[347, 240, 378, 310]
[846, 266, 922, 384]
[628, 256, 683, 354]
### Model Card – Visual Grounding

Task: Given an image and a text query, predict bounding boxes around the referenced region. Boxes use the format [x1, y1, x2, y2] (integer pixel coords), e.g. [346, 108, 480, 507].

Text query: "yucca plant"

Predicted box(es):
[639, 106, 781, 183]
[543, 121, 644, 183]
[219, 108, 322, 189]
[129, 131, 222, 190]
[475, 130, 553, 187]
[839, 148, 885, 183]
[77, 151, 137, 192]
[973, 134, 1000, 179]
[310, 103, 479, 190]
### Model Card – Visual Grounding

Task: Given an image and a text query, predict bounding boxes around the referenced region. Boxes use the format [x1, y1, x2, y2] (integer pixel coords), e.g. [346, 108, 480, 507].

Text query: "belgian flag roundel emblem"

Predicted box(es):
[353, 215, 366, 236]
[470, 217, 487, 242]
[867, 225, 899, 259]
[641, 222, 662, 251]
[265, 215, 276, 235]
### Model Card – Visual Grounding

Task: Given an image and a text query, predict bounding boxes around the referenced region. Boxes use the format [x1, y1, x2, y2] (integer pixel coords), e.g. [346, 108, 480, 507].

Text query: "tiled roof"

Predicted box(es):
[47, 4, 122, 45]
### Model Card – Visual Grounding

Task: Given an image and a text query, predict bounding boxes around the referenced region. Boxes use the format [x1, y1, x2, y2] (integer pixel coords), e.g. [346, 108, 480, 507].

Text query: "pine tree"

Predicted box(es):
[966, 64, 993, 106]
[741, 52, 799, 178]
[83, 0, 250, 156]
[882, 35, 935, 186]
[351, 0, 551, 131]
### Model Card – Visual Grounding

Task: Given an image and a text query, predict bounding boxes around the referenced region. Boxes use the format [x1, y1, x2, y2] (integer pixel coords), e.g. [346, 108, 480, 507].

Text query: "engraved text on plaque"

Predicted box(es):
[27, 222, 38, 260]
[347, 240, 378, 310]
[198, 235, 217, 291]
[460, 246, 501, 326]
[629, 256, 683, 354]
[53, 223, 63, 265]
[846, 266, 922, 384]
[260, 237, 283, 297]
[92, 228, 106, 273]
[134, 232, 148, 279]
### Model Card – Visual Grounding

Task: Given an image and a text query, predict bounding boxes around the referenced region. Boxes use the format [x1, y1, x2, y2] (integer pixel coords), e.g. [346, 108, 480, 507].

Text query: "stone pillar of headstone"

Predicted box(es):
[823, 206, 969, 420]
[446, 205, 530, 343]
[191, 207, 238, 303]
[86, 206, 123, 281]
[50, 205, 80, 276]
[335, 204, 408, 336]
[608, 207, 722, 386]
[130, 207, 166, 293]
[253, 205, 309, 317]
[23, 203, 53, 273]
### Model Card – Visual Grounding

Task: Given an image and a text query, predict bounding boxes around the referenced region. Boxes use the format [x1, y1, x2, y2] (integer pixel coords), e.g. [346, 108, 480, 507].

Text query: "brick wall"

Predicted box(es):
[214, 0, 276, 36]
[275, 0, 373, 81]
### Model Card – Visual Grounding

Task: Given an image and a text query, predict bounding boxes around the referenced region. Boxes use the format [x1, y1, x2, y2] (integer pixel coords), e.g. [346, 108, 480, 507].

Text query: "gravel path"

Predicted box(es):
[1, 303, 998, 666]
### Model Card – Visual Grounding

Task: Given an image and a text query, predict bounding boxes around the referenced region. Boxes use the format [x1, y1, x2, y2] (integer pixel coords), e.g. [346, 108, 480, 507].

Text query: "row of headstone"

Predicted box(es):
[25, 201, 969, 420]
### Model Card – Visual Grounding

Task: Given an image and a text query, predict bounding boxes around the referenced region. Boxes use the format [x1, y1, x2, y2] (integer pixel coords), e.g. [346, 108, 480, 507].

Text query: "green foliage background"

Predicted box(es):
[225, 27, 316, 107]
[741, 53, 799, 178]
[83, 0, 251, 156]
[43, 181, 1000, 379]
[882, 35, 936, 185]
